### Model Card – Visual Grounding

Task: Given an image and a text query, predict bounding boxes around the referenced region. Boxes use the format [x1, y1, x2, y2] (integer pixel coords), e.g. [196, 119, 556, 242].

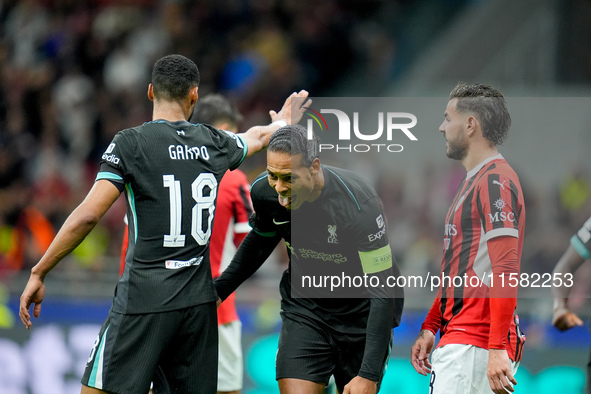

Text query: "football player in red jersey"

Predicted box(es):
[411, 83, 526, 394]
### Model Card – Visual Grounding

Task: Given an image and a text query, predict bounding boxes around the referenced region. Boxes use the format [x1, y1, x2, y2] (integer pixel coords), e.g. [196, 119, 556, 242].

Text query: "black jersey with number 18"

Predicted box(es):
[96, 120, 247, 314]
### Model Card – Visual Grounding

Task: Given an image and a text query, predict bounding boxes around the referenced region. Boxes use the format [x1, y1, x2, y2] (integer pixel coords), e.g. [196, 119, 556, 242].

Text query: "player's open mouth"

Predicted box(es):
[278, 194, 291, 207]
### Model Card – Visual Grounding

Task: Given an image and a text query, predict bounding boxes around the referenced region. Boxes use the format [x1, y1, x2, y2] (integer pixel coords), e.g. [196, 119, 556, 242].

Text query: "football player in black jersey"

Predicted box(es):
[216, 125, 403, 394]
[19, 54, 309, 394]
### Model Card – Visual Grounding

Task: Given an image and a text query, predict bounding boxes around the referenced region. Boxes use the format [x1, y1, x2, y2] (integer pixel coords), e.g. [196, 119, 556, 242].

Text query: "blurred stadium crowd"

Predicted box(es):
[0, 0, 413, 279]
[0, 0, 590, 307]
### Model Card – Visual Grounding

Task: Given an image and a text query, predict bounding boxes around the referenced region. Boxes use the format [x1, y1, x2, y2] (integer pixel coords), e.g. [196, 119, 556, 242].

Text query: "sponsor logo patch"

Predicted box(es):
[165, 256, 203, 269]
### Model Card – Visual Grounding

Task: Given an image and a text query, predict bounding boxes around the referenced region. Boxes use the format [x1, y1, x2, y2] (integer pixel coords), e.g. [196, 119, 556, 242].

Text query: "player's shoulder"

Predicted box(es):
[116, 121, 179, 140]
[323, 165, 379, 208]
[108, 125, 143, 151]
[491, 157, 518, 174]
[476, 157, 524, 200]
[251, 171, 272, 196]
[191, 122, 222, 135]
[114, 125, 141, 138]
[251, 171, 282, 204]
[479, 157, 520, 183]
[195, 123, 245, 146]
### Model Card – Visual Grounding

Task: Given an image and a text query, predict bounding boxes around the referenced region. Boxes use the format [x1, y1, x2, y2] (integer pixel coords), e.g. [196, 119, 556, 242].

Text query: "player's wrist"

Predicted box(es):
[271, 119, 288, 128]
[552, 300, 568, 313]
[419, 327, 437, 337]
[356, 372, 379, 384]
[30, 266, 47, 281]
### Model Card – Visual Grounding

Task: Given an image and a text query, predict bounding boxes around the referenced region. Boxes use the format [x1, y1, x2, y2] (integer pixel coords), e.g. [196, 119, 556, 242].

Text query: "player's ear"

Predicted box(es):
[310, 158, 321, 175]
[465, 115, 478, 137]
[147, 84, 155, 102]
[190, 86, 199, 106]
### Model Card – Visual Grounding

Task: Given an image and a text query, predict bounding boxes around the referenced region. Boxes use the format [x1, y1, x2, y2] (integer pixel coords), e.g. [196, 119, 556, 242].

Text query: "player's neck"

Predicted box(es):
[152, 101, 193, 122]
[461, 145, 499, 173]
[308, 167, 325, 203]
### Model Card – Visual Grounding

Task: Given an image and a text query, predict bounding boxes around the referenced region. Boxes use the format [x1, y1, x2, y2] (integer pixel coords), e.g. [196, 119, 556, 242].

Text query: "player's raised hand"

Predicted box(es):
[270, 90, 312, 126]
[552, 308, 584, 331]
[410, 329, 435, 375]
[19, 273, 46, 329]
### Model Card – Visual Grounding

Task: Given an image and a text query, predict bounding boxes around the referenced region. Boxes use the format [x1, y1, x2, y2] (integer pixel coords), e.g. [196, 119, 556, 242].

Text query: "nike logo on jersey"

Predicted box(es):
[492, 180, 507, 190]
[273, 218, 290, 225]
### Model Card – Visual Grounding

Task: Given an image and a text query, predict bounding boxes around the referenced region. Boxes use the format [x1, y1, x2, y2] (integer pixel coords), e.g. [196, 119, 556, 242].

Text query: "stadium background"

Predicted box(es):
[0, 0, 590, 392]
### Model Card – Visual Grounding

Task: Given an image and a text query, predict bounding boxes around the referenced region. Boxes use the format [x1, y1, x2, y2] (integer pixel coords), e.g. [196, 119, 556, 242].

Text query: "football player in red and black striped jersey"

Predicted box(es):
[411, 83, 526, 394]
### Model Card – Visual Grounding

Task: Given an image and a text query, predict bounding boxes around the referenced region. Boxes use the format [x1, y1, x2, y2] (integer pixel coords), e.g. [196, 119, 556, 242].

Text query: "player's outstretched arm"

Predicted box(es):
[240, 90, 311, 158]
[215, 230, 281, 301]
[19, 180, 121, 329]
[552, 244, 585, 331]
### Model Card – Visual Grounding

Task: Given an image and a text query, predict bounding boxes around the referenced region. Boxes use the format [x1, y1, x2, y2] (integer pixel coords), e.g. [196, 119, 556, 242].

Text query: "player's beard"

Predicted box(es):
[446, 129, 468, 161]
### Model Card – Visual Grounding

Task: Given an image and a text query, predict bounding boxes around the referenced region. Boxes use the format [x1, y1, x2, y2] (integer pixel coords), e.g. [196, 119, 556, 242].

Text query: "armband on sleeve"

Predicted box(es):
[359, 245, 393, 274]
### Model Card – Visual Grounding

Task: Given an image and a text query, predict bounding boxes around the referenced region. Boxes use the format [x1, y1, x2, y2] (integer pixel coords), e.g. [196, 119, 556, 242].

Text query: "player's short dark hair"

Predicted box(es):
[152, 54, 200, 102]
[449, 82, 511, 146]
[268, 124, 319, 167]
[191, 94, 242, 128]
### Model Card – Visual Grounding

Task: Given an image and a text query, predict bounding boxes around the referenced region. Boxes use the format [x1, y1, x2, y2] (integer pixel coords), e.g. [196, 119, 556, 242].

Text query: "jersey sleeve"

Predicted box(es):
[354, 199, 401, 379]
[488, 235, 518, 349]
[353, 196, 402, 308]
[477, 173, 522, 241]
[353, 197, 393, 274]
[95, 131, 131, 188]
[571, 216, 591, 260]
[209, 126, 248, 171]
[421, 295, 442, 334]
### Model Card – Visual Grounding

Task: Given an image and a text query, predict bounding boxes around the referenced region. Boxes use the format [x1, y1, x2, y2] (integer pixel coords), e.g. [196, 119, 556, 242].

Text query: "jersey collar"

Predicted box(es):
[465, 153, 504, 179]
[150, 119, 194, 128]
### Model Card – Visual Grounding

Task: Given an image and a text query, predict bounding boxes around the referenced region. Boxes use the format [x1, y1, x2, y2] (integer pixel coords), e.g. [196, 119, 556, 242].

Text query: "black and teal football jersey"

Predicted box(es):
[97, 119, 247, 314]
[249, 165, 401, 334]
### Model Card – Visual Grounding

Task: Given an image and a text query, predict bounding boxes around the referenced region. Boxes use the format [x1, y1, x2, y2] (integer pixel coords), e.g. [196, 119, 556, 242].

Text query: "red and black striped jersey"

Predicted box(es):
[209, 169, 252, 325]
[423, 154, 526, 361]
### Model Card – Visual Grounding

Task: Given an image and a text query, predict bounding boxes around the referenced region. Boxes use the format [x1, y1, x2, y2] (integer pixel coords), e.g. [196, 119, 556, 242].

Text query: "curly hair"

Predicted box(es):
[268, 124, 319, 167]
[151, 54, 200, 103]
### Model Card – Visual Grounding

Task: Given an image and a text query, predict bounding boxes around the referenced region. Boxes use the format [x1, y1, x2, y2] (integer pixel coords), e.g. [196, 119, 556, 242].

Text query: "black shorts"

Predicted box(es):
[81, 302, 217, 394]
[276, 311, 391, 393]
